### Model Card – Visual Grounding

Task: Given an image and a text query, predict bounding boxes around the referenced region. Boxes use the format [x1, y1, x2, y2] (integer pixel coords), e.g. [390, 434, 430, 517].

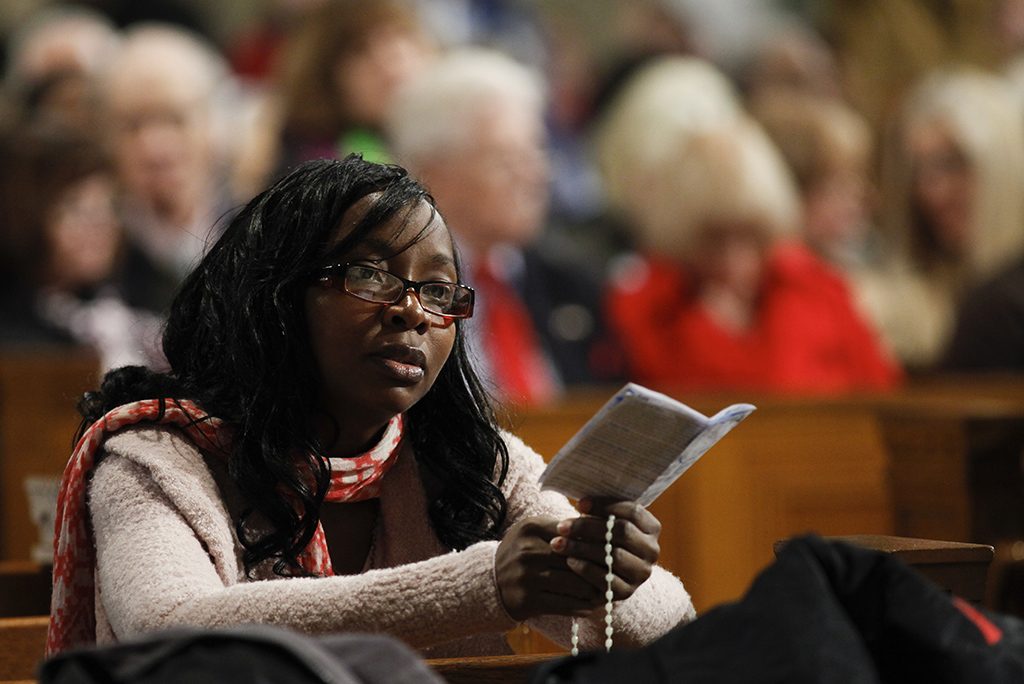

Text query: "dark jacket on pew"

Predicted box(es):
[538, 535, 1024, 683]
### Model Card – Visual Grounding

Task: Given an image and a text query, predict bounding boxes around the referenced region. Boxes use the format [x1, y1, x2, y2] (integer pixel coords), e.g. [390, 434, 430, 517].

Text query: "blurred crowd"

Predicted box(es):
[2, 0, 1023, 404]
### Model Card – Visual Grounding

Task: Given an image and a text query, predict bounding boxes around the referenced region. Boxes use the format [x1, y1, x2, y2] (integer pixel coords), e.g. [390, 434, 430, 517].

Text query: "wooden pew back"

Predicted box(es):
[0, 562, 51, 619]
[504, 389, 895, 611]
[0, 615, 48, 681]
[504, 380, 1024, 614]
[0, 351, 98, 561]
[0, 617, 555, 684]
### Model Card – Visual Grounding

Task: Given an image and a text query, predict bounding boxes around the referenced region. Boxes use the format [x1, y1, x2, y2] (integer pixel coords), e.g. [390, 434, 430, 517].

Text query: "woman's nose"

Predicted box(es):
[386, 289, 430, 333]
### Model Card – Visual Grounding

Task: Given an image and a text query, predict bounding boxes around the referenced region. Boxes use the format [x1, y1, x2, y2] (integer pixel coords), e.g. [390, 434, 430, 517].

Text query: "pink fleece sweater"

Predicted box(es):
[87, 425, 695, 657]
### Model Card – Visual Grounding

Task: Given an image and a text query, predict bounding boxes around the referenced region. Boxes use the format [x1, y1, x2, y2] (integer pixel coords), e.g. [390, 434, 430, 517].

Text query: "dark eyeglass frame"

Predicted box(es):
[316, 263, 475, 319]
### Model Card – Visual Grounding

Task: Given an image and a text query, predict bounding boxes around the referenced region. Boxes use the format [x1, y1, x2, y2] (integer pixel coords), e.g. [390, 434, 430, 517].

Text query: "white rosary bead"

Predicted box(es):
[571, 619, 580, 657]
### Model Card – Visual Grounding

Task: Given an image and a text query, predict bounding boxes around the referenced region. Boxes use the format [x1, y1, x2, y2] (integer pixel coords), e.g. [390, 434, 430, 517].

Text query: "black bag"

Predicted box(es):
[40, 624, 443, 684]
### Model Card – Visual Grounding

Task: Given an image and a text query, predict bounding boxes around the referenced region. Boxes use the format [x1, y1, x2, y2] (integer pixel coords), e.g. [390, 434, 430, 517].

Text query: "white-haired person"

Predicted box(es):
[2, 4, 120, 131]
[603, 114, 899, 393]
[864, 67, 1024, 370]
[387, 48, 625, 406]
[595, 56, 744, 224]
[587, 56, 745, 269]
[99, 23, 242, 314]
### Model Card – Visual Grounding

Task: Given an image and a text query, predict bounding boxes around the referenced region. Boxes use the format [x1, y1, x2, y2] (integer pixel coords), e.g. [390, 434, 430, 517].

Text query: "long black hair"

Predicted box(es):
[78, 156, 509, 574]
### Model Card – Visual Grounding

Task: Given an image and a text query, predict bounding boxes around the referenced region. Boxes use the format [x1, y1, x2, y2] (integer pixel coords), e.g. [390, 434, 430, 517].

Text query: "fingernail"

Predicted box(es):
[557, 520, 572, 535]
[551, 536, 567, 552]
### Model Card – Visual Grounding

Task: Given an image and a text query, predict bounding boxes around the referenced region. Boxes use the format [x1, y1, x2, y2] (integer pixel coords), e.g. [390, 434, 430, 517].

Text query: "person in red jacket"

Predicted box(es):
[603, 114, 899, 393]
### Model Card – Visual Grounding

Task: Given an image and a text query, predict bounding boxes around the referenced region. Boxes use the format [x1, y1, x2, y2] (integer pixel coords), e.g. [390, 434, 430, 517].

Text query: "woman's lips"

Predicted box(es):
[373, 345, 426, 384]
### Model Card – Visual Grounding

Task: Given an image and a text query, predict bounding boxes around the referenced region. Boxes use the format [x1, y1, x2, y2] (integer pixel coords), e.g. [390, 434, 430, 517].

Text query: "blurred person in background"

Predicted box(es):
[593, 56, 744, 272]
[739, 18, 844, 103]
[2, 5, 120, 132]
[866, 67, 1024, 370]
[942, 254, 1024, 373]
[99, 23, 241, 314]
[751, 90, 879, 273]
[600, 95, 898, 392]
[388, 48, 623, 406]
[0, 123, 163, 371]
[822, 0, 979, 131]
[235, 0, 435, 196]
[225, 0, 327, 85]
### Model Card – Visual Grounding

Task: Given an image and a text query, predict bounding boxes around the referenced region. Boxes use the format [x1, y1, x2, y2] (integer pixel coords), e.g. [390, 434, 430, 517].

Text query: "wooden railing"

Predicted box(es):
[0, 615, 558, 683]
[502, 381, 1024, 615]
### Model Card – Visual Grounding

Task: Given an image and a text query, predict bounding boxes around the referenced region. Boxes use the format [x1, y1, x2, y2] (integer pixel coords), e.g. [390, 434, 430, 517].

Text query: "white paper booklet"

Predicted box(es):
[538, 383, 756, 506]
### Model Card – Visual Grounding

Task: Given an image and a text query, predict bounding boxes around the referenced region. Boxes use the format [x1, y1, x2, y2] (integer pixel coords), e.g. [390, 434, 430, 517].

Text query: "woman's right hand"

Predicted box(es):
[494, 515, 604, 621]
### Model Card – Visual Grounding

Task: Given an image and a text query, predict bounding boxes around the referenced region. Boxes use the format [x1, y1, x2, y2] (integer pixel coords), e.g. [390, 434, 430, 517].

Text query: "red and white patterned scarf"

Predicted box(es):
[46, 398, 403, 655]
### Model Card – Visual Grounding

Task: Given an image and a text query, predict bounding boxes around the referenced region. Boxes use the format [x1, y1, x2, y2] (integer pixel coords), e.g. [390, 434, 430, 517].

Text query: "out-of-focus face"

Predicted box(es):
[907, 120, 975, 256]
[45, 172, 121, 289]
[304, 196, 458, 452]
[423, 101, 549, 253]
[333, 25, 433, 127]
[688, 220, 770, 303]
[803, 162, 871, 255]
[106, 59, 213, 222]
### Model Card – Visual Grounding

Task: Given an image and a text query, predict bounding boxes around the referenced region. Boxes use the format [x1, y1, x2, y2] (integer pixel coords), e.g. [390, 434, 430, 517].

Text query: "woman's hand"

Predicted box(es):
[495, 516, 605, 621]
[549, 498, 661, 604]
[494, 499, 662, 622]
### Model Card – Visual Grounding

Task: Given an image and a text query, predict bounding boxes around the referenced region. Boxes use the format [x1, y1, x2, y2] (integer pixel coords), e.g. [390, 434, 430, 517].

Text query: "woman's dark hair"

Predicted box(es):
[78, 156, 509, 574]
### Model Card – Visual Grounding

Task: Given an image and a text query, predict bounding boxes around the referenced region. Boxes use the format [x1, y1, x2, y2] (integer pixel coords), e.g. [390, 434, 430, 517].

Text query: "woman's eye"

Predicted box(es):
[421, 284, 454, 305]
[349, 266, 380, 282]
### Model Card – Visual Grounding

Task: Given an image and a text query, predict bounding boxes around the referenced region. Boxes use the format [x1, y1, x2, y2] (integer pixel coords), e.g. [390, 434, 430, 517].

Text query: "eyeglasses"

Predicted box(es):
[316, 263, 475, 319]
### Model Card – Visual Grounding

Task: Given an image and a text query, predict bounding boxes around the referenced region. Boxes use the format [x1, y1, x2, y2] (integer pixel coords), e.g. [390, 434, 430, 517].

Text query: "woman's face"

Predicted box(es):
[908, 121, 975, 256]
[333, 24, 433, 127]
[688, 220, 770, 303]
[803, 163, 871, 254]
[304, 196, 458, 452]
[45, 172, 122, 289]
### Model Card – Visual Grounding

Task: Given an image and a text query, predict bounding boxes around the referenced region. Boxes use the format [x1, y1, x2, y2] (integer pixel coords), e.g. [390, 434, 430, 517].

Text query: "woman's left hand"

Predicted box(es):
[548, 497, 661, 603]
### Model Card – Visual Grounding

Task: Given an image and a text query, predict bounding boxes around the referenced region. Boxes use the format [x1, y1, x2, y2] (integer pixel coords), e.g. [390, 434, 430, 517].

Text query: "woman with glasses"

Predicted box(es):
[47, 156, 694, 657]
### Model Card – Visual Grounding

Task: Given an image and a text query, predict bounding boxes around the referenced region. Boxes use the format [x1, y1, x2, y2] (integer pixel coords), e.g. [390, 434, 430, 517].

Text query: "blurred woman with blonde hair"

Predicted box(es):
[866, 67, 1024, 369]
[603, 110, 898, 392]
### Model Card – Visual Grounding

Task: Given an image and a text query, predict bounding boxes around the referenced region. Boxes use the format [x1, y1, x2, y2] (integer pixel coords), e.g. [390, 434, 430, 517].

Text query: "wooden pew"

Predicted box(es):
[0, 615, 47, 681]
[874, 390, 1024, 615]
[876, 394, 1024, 546]
[775, 535, 995, 604]
[0, 615, 558, 684]
[504, 379, 1024, 620]
[427, 653, 560, 683]
[0, 562, 50, 618]
[0, 351, 98, 561]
